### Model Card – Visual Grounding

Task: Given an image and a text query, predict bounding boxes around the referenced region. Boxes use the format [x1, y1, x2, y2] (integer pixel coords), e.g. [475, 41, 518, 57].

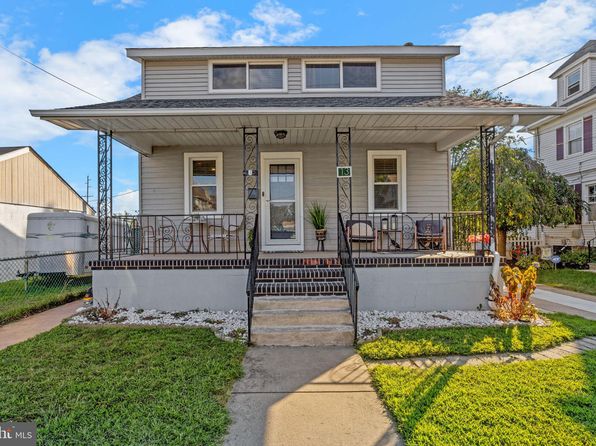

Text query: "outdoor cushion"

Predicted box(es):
[415, 219, 442, 236]
[349, 222, 375, 240]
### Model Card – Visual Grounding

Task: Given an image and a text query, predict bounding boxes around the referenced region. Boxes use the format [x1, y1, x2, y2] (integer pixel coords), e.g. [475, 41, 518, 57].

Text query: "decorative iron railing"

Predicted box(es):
[246, 214, 259, 344]
[338, 213, 359, 343]
[108, 213, 247, 258]
[347, 211, 484, 256]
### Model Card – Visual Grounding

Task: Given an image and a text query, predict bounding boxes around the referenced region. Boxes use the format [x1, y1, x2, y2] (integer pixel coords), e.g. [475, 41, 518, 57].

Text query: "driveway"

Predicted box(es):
[535, 286, 596, 320]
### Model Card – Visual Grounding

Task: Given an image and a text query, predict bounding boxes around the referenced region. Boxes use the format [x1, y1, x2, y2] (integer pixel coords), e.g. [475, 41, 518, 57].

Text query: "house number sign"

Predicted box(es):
[336, 166, 352, 178]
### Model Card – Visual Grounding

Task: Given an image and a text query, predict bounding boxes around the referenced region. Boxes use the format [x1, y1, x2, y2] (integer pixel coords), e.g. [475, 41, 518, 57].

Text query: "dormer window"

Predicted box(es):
[209, 60, 286, 92]
[566, 69, 581, 97]
[303, 60, 380, 91]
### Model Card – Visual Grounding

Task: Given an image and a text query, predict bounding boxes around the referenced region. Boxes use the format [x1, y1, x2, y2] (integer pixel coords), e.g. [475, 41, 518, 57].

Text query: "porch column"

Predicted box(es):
[479, 126, 497, 253]
[243, 127, 259, 251]
[336, 128, 352, 225]
[97, 130, 113, 260]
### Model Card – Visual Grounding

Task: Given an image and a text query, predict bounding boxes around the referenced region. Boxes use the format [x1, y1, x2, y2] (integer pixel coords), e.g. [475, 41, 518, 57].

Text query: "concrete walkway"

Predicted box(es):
[535, 286, 596, 320]
[366, 337, 596, 369]
[224, 347, 402, 446]
[0, 300, 83, 350]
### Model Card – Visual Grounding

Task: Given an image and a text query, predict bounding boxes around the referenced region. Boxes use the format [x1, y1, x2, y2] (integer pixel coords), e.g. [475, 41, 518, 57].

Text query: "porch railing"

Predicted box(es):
[109, 213, 248, 258]
[338, 213, 359, 343]
[246, 214, 259, 344]
[348, 211, 484, 255]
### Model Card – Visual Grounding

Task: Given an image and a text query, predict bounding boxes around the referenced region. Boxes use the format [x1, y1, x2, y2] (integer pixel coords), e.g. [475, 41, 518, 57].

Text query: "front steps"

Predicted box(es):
[251, 258, 354, 346]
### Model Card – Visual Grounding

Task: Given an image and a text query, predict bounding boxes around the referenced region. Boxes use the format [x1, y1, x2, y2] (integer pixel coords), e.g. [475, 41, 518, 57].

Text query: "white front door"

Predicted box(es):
[261, 152, 304, 251]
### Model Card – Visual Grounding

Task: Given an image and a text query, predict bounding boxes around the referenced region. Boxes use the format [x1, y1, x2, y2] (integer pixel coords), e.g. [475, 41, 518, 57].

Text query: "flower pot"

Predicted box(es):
[315, 229, 327, 241]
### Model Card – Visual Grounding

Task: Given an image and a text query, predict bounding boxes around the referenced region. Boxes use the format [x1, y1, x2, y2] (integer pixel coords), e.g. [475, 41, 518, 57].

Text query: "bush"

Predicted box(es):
[515, 255, 553, 270]
[560, 249, 589, 269]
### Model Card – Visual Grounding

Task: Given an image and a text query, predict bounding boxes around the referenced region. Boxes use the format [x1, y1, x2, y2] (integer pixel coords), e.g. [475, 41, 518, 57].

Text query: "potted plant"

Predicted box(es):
[307, 202, 328, 244]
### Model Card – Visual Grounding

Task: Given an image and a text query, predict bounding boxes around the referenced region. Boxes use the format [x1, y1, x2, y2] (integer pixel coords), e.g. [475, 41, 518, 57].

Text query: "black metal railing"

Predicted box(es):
[338, 213, 359, 343]
[109, 213, 247, 258]
[246, 214, 260, 344]
[347, 211, 484, 256]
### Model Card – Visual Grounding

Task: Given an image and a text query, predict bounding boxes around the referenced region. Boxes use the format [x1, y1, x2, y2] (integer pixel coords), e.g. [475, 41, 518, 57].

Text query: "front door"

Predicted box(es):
[261, 152, 303, 251]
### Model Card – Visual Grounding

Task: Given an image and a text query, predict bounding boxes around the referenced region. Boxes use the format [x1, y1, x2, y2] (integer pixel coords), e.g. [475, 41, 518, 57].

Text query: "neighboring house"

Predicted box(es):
[31, 44, 561, 345]
[527, 40, 596, 249]
[0, 146, 94, 259]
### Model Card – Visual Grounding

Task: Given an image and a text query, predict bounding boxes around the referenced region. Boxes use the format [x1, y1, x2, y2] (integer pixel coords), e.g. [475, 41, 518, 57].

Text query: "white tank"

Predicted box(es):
[25, 212, 98, 275]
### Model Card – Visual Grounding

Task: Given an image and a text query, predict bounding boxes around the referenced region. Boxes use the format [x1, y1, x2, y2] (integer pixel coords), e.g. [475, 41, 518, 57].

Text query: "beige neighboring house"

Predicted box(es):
[0, 146, 94, 259]
[527, 40, 596, 250]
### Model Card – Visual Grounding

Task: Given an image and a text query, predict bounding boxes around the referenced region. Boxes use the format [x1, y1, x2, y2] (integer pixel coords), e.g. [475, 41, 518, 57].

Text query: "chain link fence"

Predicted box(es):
[0, 251, 97, 324]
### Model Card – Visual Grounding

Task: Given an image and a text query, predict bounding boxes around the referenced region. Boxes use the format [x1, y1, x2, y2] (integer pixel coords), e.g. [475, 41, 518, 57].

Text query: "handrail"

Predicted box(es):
[246, 214, 259, 344]
[338, 213, 360, 343]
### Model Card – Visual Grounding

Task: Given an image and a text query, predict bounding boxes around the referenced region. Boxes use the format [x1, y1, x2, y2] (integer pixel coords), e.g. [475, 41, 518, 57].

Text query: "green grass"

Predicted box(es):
[538, 268, 596, 296]
[0, 325, 246, 446]
[372, 351, 596, 445]
[359, 313, 596, 360]
[0, 275, 90, 325]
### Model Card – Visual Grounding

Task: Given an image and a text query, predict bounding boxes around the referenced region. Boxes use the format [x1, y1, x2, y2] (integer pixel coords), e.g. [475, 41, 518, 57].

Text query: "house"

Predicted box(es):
[0, 146, 94, 259]
[31, 44, 562, 345]
[527, 40, 596, 250]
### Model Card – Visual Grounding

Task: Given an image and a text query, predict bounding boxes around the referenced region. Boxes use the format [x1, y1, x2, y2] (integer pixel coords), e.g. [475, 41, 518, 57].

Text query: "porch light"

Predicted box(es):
[274, 129, 288, 140]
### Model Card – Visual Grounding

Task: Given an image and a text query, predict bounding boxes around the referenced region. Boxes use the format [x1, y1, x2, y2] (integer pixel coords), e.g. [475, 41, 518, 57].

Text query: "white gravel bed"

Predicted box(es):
[358, 310, 549, 340]
[68, 307, 248, 342]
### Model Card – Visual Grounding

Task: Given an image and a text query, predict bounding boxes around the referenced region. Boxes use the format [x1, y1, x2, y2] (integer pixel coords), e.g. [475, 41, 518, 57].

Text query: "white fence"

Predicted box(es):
[506, 236, 541, 259]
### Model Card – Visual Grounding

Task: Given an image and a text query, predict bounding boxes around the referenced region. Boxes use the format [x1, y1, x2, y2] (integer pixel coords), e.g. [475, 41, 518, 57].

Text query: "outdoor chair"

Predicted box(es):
[207, 215, 245, 253]
[414, 218, 447, 252]
[345, 219, 377, 252]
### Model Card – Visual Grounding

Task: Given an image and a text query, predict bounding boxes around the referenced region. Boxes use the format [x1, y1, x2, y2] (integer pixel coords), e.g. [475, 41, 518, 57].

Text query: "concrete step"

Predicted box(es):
[255, 281, 346, 296]
[251, 325, 354, 346]
[254, 295, 350, 311]
[252, 308, 353, 327]
[257, 267, 343, 281]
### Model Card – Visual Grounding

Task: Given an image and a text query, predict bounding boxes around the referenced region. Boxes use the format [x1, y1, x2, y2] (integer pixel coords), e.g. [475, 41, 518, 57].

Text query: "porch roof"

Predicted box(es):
[31, 94, 564, 155]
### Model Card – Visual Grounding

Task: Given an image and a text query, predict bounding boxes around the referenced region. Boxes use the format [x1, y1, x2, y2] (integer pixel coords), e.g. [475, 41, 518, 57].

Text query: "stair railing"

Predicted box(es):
[246, 214, 260, 344]
[338, 213, 360, 343]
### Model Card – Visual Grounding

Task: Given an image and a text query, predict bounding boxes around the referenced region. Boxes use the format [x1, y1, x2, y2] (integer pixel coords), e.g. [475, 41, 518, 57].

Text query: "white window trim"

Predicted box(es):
[183, 152, 223, 214]
[565, 68, 581, 99]
[302, 58, 381, 92]
[565, 120, 583, 158]
[587, 183, 596, 222]
[208, 59, 288, 94]
[367, 150, 407, 212]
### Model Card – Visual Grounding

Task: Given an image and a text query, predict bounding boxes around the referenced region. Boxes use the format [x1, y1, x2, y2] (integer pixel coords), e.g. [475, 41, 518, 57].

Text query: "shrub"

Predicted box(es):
[490, 265, 538, 322]
[560, 249, 589, 269]
[515, 255, 553, 270]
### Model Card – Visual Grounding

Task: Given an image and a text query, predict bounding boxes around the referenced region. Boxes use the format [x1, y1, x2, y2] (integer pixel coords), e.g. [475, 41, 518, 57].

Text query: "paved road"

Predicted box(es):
[535, 286, 596, 320]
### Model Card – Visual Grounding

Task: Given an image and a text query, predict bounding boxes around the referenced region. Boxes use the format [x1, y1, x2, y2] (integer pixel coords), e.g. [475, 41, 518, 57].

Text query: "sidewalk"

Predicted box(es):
[224, 346, 402, 446]
[0, 300, 83, 350]
[535, 286, 596, 320]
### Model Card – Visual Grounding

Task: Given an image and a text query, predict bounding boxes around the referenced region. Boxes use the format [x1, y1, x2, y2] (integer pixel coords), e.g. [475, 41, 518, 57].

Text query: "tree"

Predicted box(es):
[452, 144, 584, 256]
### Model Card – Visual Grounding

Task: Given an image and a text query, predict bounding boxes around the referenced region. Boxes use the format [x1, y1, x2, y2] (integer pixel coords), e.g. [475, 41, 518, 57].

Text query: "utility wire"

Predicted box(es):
[113, 190, 138, 198]
[0, 43, 108, 102]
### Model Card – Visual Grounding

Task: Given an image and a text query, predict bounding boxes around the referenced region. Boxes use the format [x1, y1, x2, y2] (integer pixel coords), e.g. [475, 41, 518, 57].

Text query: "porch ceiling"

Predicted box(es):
[31, 109, 558, 156]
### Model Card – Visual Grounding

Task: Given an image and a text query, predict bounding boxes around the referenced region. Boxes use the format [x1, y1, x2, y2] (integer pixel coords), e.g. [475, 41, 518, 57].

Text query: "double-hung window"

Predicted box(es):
[304, 60, 379, 90]
[367, 150, 407, 212]
[210, 61, 285, 92]
[588, 184, 596, 221]
[184, 153, 223, 214]
[567, 121, 583, 156]
[566, 69, 580, 97]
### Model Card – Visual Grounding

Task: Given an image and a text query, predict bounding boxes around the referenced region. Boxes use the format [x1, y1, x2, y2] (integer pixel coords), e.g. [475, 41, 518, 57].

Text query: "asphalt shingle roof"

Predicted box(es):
[552, 40, 596, 77]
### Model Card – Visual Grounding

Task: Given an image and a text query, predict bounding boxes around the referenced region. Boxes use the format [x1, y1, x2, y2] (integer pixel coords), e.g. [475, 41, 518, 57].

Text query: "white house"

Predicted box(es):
[527, 40, 596, 249]
[31, 44, 562, 345]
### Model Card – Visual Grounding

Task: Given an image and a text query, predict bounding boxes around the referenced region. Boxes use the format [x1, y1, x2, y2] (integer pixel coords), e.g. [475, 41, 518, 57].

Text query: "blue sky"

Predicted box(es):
[0, 0, 594, 212]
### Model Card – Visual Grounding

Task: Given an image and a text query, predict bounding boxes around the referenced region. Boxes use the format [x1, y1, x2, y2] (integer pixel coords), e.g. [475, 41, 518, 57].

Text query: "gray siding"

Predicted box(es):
[144, 60, 208, 99]
[556, 60, 591, 106]
[380, 58, 443, 96]
[140, 143, 449, 251]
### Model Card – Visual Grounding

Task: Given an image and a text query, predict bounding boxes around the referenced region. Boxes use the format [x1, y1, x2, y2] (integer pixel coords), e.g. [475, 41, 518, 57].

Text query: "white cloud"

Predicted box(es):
[356, 10, 367, 16]
[92, 0, 144, 9]
[0, 1, 318, 146]
[443, 0, 596, 105]
[113, 189, 139, 214]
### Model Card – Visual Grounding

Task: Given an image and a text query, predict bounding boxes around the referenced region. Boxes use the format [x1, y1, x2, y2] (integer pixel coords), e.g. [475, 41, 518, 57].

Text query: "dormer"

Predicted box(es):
[551, 40, 596, 107]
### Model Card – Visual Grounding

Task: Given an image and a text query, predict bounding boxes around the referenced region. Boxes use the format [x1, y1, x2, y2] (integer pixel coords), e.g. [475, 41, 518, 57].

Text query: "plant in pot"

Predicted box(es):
[307, 202, 328, 243]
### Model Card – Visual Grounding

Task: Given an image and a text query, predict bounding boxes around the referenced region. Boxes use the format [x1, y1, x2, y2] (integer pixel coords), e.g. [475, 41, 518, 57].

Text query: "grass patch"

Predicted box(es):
[0, 325, 246, 445]
[0, 275, 90, 325]
[538, 269, 596, 296]
[359, 313, 596, 360]
[372, 351, 596, 445]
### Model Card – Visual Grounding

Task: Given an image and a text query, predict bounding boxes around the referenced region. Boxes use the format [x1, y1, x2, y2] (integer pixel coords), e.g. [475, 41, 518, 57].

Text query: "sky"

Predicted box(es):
[0, 0, 594, 213]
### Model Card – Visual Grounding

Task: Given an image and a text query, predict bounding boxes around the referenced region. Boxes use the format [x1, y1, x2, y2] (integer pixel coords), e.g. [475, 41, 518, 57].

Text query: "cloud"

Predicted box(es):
[113, 189, 139, 214]
[356, 10, 367, 16]
[92, 0, 144, 9]
[0, 1, 318, 146]
[443, 0, 596, 105]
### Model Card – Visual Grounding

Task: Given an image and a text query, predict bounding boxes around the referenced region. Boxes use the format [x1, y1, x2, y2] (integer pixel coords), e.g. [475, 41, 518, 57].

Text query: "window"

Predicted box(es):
[567, 121, 583, 156]
[566, 69, 580, 96]
[304, 60, 379, 90]
[588, 184, 596, 221]
[184, 153, 223, 214]
[367, 150, 407, 212]
[210, 61, 285, 92]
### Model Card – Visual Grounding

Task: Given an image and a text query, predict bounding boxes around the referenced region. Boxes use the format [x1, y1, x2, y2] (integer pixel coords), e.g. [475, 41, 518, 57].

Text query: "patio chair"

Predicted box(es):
[207, 215, 245, 253]
[414, 218, 446, 252]
[345, 219, 377, 252]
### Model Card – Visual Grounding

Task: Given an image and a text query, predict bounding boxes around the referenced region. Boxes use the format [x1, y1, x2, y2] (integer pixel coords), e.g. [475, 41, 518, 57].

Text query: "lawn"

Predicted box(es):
[372, 351, 596, 445]
[359, 313, 596, 360]
[538, 268, 596, 296]
[0, 275, 90, 325]
[0, 325, 246, 446]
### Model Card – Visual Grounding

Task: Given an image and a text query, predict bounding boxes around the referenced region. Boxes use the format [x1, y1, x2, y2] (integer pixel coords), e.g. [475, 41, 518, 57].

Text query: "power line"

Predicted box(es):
[113, 189, 138, 198]
[490, 51, 575, 92]
[0, 43, 108, 102]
